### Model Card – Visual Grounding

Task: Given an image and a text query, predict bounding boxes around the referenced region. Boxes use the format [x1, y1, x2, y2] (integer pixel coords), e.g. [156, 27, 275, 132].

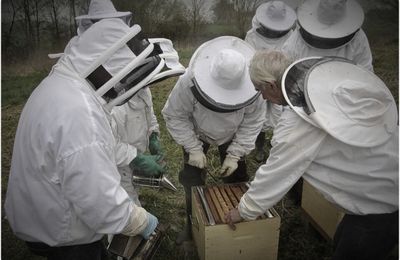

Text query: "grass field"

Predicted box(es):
[1, 9, 398, 260]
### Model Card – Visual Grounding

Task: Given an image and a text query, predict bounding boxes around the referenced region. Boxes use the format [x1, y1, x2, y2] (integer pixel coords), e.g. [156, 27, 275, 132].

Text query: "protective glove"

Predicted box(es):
[187, 150, 207, 169]
[129, 153, 166, 178]
[219, 154, 240, 177]
[148, 132, 164, 156]
[140, 212, 159, 240]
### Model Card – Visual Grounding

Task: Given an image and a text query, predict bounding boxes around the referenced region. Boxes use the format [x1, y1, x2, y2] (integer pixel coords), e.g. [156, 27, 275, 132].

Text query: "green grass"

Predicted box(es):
[1, 9, 398, 259]
[1, 71, 48, 107]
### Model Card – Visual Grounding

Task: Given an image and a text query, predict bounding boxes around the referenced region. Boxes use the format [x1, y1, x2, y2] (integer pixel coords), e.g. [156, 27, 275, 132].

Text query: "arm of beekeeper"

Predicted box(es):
[161, 74, 203, 152]
[351, 29, 374, 72]
[279, 30, 299, 61]
[227, 95, 266, 157]
[145, 88, 160, 134]
[238, 109, 327, 220]
[110, 115, 137, 167]
[244, 29, 257, 49]
[61, 142, 148, 236]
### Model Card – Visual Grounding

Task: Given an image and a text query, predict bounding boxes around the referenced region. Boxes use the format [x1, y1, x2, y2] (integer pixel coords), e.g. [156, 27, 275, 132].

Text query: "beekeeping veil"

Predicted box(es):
[255, 1, 296, 39]
[62, 18, 184, 110]
[75, 0, 133, 34]
[282, 56, 398, 147]
[297, 0, 364, 49]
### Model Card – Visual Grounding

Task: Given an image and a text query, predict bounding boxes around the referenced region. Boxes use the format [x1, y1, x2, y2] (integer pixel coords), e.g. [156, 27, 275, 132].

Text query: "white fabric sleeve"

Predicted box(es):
[121, 205, 149, 236]
[149, 105, 159, 134]
[227, 95, 266, 157]
[143, 88, 160, 134]
[279, 31, 298, 61]
[238, 109, 327, 220]
[351, 30, 374, 72]
[263, 102, 283, 131]
[162, 75, 203, 152]
[244, 30, 257, 49]
[60, 142, 141, 234]
[110, 117, 137, 167]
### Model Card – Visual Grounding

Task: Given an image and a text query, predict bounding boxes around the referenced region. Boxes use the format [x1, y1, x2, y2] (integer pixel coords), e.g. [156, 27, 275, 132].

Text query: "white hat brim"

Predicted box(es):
[282, 56, 323, 128]
[75, 11, 131, 20]
[297, 0, 364, 39]
[256, 2, 296, 31]
[305, 59, 397, 147]
[189, 36, 258, 106]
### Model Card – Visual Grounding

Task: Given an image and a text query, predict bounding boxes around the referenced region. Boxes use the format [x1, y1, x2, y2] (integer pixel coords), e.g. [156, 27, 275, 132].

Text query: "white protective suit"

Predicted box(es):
[245, 16, 293, 131]
[281, 29, 374, 72]
[245, 17, 293, 51]
[238, 107, 399, 219]
[73, 0, 160, 206]
[162, 71, 266, 157]
[111, 88, 160, 204]
[4, 19, 151, 246]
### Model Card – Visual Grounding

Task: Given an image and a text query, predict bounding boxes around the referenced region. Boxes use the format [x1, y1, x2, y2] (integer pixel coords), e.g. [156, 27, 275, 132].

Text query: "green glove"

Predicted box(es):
[148, 132, 164, 156]
[129, 153, 166, 178]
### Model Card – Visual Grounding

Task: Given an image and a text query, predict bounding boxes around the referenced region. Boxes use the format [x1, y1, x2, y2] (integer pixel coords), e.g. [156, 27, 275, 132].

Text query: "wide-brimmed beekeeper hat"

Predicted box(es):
[188, 36, 259, 111]
[297, 0, 364, 39]
[282, 57, 398, 147]
[256, 1, 296, 32]
[75, 0, 131, 21]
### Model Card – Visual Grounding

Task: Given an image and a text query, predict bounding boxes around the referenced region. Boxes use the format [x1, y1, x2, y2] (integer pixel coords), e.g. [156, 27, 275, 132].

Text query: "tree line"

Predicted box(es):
[1, 0, 265, 63]
[2, 0, 397, 64]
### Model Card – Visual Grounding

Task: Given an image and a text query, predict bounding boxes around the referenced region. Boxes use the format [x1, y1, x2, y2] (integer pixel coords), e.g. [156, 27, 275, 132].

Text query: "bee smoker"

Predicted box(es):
[131, 173, 177, 192]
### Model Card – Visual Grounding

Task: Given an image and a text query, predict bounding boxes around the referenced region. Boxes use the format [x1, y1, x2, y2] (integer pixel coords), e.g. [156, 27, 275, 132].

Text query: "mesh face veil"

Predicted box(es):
[81, 22, 184, 110]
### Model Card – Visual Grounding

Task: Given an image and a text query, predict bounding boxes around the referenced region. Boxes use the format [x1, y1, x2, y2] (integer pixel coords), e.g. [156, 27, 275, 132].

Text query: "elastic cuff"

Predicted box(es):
[121, 206, 148, 236]
[226, 153, 240, 161]
[238, 194, 261, 221]
[186, 146, 203, 153]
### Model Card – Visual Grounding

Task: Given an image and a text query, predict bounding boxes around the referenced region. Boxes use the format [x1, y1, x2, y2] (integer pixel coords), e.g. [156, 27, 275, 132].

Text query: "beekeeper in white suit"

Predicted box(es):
[281, 0, 374, 72]
[225, 51, 398, 259]
[162, 36, 265, 244]
[4, 19, 170, 260]
[245, 0, 297, 162]
[245, 1, 296, 51]
[75, 0, 185, 205]
[280, 0, 375, 203]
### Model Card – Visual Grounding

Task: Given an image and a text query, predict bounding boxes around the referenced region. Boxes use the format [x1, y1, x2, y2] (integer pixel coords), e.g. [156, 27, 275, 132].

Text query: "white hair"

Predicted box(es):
[249, 50, 292, 89]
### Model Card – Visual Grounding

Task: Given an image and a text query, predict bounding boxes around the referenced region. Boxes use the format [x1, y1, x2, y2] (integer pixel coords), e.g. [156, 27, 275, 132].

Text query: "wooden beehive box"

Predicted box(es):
[301, 180, 344, 241]
[191, 183, 280, 260]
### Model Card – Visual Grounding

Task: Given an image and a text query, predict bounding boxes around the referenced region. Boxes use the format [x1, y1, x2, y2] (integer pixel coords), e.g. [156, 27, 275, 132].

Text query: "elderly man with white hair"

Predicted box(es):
[245, 0, 297, 162]
[162, 36, 265, 244]
[225, 50, 398, 259]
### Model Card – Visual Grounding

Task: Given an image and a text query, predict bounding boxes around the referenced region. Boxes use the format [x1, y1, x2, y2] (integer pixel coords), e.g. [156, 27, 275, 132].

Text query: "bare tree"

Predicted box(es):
[232, 0, 263, 38]
[115, 0, 186, 37]
[32, 0, 46, 45]
[185, 0, 207, 39]
[22, 0, 34, 47]
[69, 0, 78, 36]
[2, 0, 19, 51]
[213, 0, 234, 24]
[47, 0, 61, 39]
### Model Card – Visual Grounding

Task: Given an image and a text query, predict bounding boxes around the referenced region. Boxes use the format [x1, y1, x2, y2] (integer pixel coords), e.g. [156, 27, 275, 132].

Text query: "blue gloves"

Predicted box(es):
[140, 212, 159, 240]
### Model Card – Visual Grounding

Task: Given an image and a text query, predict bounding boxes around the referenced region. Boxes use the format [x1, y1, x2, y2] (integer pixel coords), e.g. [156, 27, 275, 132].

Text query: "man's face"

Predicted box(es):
[253, 80, 284, 105]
